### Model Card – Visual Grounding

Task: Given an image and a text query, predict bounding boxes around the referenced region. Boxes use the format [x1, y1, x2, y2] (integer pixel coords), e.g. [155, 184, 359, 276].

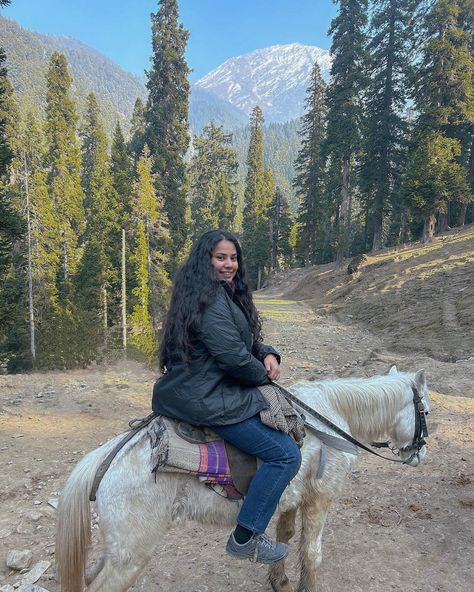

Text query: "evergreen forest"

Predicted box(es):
[0, 0, 473, 372]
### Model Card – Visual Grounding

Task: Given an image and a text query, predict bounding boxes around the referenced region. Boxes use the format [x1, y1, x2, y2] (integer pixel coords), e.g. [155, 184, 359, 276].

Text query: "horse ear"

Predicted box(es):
[414, 369, 426, 387]
[388, 365, 398, 375]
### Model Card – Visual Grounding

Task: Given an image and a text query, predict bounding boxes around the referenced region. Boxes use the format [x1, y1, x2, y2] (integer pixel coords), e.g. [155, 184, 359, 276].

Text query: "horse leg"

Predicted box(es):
[296, 497, 331, 592]
[268, 507, 298, 592]
[85, 554, 105, 586]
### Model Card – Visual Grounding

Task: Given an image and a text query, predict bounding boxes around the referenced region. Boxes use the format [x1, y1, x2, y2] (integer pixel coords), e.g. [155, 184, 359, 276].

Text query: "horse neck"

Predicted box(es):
[320, 376, 411, 443]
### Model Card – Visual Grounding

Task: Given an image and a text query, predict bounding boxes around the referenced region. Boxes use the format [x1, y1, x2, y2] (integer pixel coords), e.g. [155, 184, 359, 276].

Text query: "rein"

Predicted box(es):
[272, 381, 429, 465]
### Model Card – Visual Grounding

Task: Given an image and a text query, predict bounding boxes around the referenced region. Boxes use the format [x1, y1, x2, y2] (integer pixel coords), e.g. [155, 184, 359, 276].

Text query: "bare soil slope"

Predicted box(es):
[270, 224, 474, 364]
[0, 227, 473, 591]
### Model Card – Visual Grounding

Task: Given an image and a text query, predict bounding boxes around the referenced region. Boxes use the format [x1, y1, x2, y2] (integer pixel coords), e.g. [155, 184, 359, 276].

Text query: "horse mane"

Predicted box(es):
[302, 373, 414, 443]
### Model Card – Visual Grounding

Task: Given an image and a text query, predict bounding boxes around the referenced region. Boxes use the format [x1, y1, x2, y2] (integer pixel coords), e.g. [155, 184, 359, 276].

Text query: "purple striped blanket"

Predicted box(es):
[148, 417, 233, 485]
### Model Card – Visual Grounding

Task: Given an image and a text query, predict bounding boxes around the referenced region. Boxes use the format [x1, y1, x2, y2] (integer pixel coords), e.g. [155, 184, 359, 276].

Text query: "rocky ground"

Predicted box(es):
[0, 226, 473, 591]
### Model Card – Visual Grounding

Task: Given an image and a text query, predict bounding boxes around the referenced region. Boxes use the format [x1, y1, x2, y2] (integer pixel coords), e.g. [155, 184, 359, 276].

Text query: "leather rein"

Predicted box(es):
[273, 381, 429, 465]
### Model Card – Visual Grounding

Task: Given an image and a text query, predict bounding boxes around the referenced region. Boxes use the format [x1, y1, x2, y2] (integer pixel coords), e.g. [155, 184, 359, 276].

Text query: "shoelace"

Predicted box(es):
[252, 533, 277, 562]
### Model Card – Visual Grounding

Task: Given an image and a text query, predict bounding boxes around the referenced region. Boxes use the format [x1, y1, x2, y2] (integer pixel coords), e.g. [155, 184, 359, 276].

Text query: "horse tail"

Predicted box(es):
[56, 434, 124, 592]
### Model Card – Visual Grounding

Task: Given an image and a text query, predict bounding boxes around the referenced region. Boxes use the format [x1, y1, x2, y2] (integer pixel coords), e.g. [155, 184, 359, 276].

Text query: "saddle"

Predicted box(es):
[149, 417, 257, 500]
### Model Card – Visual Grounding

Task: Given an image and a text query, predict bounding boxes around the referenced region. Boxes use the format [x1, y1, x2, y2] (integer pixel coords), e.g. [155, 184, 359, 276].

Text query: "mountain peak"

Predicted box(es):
[195, 43, 331, 123]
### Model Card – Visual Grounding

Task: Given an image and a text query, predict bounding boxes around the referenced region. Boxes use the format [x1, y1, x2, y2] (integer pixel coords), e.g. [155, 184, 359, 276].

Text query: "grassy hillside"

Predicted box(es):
[264, 225, 474, 362]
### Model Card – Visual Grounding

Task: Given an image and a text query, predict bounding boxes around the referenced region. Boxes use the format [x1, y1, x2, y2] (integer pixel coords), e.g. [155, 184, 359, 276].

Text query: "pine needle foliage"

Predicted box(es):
[145, 0, 190, 270]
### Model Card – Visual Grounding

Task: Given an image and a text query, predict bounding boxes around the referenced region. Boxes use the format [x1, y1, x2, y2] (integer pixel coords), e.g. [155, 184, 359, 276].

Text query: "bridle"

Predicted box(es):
[274, 381, 429, 465]
[373, 385, 429, 464]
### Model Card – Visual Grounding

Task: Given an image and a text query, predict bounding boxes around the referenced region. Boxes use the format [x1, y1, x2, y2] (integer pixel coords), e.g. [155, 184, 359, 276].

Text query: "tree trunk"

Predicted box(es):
[422, 214, 436, 243]
[335, 156, 351, 266]
[372, 217, 383, 252]
[23, 153, 36, 361]
[121, 229, 127, 357]
[257, 266, 262, 291]
[102, 286, 108, 346]
[437, 211, 449, 233]
[457, 202, 468, 226]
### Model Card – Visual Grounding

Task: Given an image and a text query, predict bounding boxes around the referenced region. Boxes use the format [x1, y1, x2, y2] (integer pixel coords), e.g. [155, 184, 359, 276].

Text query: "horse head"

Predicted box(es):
[388, 366, 430, 467]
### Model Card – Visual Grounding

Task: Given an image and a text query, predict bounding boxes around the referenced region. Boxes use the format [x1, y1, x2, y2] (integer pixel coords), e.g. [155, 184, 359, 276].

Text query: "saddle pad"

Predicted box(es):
[148, 417, 233, 485]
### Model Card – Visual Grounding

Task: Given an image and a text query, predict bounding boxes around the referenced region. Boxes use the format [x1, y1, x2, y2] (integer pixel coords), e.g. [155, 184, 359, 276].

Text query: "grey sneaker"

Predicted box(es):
[226, 532, 289, 564]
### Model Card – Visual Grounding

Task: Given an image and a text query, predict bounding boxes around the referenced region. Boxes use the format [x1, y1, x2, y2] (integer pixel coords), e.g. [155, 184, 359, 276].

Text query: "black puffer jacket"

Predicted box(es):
[152, 284, 279, 426]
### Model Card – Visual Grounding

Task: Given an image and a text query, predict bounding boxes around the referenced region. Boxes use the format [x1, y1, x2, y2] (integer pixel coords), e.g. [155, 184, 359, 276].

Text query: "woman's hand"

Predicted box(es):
[264, 354, 281, 381]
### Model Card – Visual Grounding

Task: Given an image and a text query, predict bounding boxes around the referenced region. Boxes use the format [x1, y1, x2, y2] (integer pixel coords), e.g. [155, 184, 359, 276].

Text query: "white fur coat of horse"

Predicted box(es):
[56, 366, 429, 592]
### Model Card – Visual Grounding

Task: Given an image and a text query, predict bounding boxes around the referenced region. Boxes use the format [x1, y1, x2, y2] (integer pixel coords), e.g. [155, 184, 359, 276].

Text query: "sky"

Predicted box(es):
[2, 0, 338, 82]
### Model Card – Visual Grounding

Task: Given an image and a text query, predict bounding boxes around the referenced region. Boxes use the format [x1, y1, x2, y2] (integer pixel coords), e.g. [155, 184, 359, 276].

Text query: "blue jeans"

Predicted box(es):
[212, 414, 301, 534]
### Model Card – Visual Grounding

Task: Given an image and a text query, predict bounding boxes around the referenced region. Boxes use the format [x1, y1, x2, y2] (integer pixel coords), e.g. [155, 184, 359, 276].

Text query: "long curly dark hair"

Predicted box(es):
[160, 229, 262, 371]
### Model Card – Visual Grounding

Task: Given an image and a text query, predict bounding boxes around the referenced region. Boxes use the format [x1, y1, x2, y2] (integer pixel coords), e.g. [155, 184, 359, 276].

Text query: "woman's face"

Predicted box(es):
[211, 239, 238, 284]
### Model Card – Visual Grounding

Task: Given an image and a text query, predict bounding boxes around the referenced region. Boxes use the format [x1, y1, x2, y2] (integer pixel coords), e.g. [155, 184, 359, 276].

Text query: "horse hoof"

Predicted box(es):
[269, 574, 294, 592]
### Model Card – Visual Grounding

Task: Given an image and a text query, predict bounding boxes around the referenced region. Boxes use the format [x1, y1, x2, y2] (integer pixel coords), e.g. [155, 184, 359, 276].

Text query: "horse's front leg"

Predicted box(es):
[268, 506, 298, 592]
[296, 496, 331, 592]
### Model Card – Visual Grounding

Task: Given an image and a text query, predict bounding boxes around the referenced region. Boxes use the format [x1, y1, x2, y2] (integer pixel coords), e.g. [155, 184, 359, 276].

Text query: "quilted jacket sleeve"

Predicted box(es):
[200, 294, 270, 386]
[252, 341, 281, 364]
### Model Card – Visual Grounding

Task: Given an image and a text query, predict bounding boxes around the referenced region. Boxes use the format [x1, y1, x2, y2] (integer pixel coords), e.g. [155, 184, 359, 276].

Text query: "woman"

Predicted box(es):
[152, 229, 301, 564]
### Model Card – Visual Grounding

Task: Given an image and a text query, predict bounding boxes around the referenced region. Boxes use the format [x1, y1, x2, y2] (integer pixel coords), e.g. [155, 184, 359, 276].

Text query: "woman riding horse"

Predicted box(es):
[152, 229, 301, 564]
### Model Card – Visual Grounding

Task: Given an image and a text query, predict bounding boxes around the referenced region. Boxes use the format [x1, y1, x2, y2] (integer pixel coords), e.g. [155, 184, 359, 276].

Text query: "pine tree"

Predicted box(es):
[44, 52, 85, 287]
[75, 93, 121, 356]
[111, 121, 133, 228]
[269, 186, 293, 271]
[325, 0, 368, 264]
[360, 0, 422, 251]
[189, 122, 238, 239]
[404, 0, 474, 239]
[21, 112, 60, 368]
[128, 97, 146, 162]
[145, 0, 190, 269]
[0, 44, 27, 370]
[293, 60, 328, 265]
[0, 47, 23, 278]
[129, 144, 170, 359]
[242, 106, 272, 288]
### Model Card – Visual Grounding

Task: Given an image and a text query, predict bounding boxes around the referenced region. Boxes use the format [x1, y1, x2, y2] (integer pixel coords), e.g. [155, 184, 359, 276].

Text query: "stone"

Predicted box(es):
[17, 586, 50, 592]
[0, 527, 13, 538]
[16, 520, 34, 535]
[0, 585, 15, 592]
[17, 561, 51, 586]
[47, 499, 58, 509]
[6, 549, 33, 571]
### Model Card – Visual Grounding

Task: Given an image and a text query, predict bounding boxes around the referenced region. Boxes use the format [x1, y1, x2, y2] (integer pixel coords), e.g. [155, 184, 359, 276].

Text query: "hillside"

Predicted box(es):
[0, 15, 147, 135]
[263, 225, 474, 364]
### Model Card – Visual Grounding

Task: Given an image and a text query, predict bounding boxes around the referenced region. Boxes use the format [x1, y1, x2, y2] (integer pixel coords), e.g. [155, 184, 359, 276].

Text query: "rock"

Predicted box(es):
[0, 585, 15, 592]
[17, 561, 51, 587]
[27, 512, 42, 523]
[47, 499, 58, 509]
[17, 586, 50, 592]
[6, 549, 33, 571]
[0, 527, 13, 539]
[12, 433, 24, 439]
[16, 520, 35, 535]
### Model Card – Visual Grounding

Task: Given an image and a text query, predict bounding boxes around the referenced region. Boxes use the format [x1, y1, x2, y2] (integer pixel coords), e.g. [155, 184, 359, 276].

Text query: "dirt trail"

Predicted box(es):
[1, 230, 474, 591]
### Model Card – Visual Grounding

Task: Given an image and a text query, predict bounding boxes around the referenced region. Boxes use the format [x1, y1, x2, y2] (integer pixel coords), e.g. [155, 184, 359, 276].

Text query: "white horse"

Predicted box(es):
[56, 366, 429, 592]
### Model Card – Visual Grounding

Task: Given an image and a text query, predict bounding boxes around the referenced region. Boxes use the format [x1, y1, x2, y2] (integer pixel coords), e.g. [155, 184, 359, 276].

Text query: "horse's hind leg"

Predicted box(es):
[296, 497, 331, 592]
[269, 507, 298, 592]
[86, 553, 151, 592]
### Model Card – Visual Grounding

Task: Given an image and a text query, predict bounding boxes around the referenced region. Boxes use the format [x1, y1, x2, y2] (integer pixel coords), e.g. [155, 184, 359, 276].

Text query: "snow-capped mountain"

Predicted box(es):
[195, 43, 331, 123]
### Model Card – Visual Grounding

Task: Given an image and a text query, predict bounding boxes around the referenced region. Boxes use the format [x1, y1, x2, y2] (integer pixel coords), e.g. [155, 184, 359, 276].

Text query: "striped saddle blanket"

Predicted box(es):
[147, 416, 254, 498]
